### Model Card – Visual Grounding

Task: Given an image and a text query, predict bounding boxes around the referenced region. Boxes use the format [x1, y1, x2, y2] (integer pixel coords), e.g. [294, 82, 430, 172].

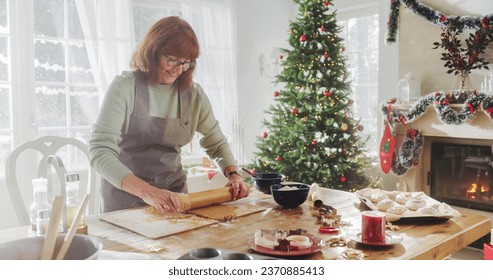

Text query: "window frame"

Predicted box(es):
[337, 1, 399, 162]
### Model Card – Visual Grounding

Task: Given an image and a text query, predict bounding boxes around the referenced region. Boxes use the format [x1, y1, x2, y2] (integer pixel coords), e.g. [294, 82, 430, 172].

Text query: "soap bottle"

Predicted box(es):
[65, 173, 88, 234]
[29, 178, 51, 236]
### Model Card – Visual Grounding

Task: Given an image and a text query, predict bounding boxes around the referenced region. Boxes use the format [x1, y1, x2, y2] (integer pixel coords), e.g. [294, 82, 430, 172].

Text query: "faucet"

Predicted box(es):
[45, 155, 68, 231]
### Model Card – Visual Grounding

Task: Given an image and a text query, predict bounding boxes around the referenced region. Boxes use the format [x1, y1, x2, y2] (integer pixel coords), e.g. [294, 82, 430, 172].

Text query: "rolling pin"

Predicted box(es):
[177, 185, 250, 211]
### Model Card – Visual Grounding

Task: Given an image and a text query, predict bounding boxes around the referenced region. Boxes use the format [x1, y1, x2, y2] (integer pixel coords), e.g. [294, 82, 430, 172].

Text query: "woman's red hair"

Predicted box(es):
[130, 16, 200, 91]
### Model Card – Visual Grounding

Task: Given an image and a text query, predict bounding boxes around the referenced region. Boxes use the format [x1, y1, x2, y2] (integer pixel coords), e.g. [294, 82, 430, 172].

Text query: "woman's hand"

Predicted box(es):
[140, 186, 181, 214]
[121, 173, 180, 213]
[227, 173, 250, 200]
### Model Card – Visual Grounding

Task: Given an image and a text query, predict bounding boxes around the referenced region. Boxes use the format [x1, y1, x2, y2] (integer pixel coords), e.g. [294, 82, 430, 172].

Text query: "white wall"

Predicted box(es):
[234, 0, 296, 163]
[400, 0, 493, 94]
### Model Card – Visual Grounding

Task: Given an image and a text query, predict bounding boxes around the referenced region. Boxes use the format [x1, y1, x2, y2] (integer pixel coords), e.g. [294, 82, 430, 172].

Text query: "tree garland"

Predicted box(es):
[387, 0, 493, 44]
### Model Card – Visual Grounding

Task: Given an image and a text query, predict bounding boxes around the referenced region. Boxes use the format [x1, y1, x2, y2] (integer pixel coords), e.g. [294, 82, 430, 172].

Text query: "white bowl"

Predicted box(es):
[0, 234, 102, 260]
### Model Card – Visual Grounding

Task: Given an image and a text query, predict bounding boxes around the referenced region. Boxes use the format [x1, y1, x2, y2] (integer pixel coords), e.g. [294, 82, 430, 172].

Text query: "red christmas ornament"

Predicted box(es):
[320, 26, 326, 32]
[324, 90, 331, 97]
[323, 52, 329, 59]
[300, 34, 307, 42]
[343, 149, 348, 156]
[262, 132, 268, 138]
[279, 54, 284, 60]
[274, 90, 279, 97]
[482, 17, 488, 28]
[324, 1, 329, 7]
[311, 139, 318, 145]
[275, 155, 282, 161]
[440, 15, 447, 22]
[379, 122, 396, 174]
[339, 176, 347, 183]
[291, 107, 298, 115]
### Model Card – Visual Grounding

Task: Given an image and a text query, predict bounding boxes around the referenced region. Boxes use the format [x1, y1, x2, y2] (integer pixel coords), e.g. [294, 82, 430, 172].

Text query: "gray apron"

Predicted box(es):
[101, 71, 192, 212]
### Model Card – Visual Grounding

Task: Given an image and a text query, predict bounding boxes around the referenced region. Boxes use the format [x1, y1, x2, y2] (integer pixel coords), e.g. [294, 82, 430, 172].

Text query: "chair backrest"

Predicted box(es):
[5, 136, 99, 226]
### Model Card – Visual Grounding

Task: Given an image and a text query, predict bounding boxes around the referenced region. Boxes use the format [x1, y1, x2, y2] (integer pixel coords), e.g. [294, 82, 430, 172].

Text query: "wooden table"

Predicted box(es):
[0, 188, 491, 260]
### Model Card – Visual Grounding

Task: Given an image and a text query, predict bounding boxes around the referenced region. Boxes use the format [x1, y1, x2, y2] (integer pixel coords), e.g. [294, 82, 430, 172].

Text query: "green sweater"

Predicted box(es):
[89, 71, 236, 189]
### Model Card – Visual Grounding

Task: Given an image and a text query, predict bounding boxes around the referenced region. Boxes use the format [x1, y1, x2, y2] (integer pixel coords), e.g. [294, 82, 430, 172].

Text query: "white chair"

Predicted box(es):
[5, 136, 99, 226]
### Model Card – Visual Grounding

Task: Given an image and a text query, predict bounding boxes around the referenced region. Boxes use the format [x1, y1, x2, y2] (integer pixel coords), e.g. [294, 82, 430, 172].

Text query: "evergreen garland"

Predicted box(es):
[386, 0, 401, 43]
[386, 0, 493, 44]
[381, 91, 493, 126]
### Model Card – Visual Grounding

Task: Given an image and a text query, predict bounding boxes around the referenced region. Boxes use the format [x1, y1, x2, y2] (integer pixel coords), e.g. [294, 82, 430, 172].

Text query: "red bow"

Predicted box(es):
[485, 107, 493, 116]
[407, 129, 416, 140]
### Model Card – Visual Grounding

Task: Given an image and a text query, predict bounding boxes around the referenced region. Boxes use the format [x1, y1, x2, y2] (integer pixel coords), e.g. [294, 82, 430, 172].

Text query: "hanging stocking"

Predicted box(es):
[380, 121, 396, 174]
[392, 129, 424, 176]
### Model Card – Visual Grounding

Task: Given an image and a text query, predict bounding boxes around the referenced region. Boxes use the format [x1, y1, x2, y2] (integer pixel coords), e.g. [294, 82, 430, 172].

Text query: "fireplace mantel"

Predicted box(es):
[392, 104, 493, 140]
[393, 104, 493, 194]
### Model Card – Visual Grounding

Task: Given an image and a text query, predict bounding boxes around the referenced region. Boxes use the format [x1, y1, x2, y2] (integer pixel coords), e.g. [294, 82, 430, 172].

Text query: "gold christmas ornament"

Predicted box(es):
[341, 123, 348, 131]
[357, 124, 364, 131]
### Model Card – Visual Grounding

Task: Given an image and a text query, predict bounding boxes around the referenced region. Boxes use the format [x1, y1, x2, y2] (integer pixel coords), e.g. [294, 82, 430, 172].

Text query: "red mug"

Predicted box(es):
[361, 211, 386, 243]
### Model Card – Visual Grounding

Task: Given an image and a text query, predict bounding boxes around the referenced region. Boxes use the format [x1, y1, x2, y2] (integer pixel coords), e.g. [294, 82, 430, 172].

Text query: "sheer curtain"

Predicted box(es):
[74, 0, 135, 98]
[181, 0, 243, 163]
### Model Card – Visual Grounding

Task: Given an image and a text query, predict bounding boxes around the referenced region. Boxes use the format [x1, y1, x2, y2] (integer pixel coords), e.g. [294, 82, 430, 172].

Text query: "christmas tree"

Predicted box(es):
[250, 0, 370, 191]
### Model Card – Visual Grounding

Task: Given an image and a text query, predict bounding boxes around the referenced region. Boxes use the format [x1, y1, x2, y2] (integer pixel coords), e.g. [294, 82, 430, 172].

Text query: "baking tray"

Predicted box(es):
[177, 247, 279, 260]
[355, 187, 461, 222]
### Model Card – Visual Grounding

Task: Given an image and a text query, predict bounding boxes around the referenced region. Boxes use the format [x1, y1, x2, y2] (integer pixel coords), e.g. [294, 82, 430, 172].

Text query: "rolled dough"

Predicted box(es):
[188, 204, 239, 221]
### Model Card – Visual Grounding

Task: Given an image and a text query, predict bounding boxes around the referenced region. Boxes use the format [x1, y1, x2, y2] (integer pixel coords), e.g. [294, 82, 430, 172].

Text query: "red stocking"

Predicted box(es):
[380, 122, 396, 174]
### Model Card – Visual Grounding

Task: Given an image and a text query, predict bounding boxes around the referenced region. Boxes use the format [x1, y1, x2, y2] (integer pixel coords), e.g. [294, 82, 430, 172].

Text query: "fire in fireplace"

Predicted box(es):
[430, 142, 493, 212]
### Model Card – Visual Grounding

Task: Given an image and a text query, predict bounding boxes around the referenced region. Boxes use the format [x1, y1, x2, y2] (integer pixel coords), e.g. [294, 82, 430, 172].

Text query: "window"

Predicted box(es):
[33, 0, 98, 142]
[0, 0, 231, 175]
[338, 9, 379, 158]
[133, 1, 182, 42]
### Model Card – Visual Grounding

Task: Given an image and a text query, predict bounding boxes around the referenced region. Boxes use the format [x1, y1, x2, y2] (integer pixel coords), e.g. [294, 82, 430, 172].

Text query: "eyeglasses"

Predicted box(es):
[165, 55, 195, 71]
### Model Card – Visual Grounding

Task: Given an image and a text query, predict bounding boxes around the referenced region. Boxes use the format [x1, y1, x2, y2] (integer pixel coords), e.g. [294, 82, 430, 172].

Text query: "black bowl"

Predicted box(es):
[252, 173, 285, 194]
[270, 183, 310, 208]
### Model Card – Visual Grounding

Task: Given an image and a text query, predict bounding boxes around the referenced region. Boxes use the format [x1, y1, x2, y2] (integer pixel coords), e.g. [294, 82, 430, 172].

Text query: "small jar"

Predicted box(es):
[29, 178, 51, 236]
[65, 173, 88, 234]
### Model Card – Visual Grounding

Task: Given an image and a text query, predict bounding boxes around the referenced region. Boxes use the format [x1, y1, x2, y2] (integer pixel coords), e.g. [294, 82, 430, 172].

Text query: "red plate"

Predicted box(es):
[249, 233, 325, 257]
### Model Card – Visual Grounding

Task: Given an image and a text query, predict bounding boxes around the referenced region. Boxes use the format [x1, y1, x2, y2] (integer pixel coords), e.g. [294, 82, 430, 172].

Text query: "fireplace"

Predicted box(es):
[392, 104, 493, 211]
[391, 104, 493, 249]
[430, 142, 493, 212]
